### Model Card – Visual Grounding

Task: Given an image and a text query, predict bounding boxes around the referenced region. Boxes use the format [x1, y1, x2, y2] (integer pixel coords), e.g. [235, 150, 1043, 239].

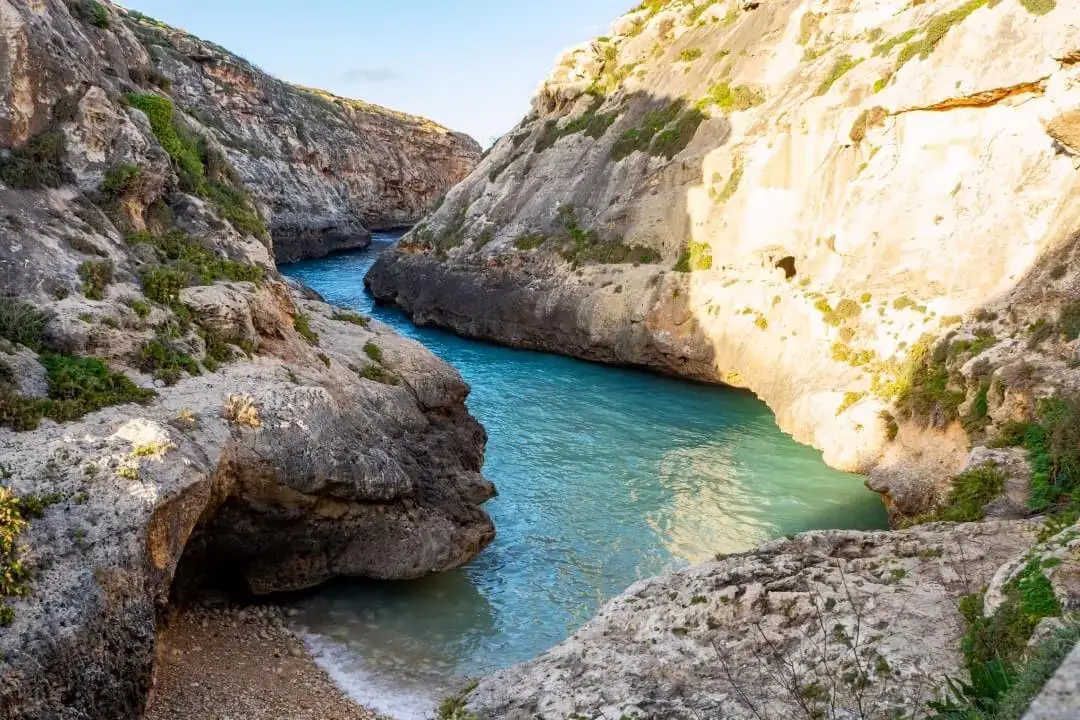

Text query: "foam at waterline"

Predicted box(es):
[299, 630, 459, 720]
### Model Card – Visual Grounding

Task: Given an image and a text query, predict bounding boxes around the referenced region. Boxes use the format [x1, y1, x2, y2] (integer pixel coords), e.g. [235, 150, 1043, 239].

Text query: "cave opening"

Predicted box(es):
[776, 256, 797, 280]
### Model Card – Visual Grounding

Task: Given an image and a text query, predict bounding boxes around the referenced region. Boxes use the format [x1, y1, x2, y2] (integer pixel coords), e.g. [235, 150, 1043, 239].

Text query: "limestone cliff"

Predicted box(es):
[2, 1, 481, 264]
[366, 0, 1080, 523]
[0, 1, 491, 717]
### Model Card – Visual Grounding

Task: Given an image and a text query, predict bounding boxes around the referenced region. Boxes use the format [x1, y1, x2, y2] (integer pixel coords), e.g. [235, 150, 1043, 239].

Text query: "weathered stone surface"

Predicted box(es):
[467, 521, 1039, 720]
[366, 0, 1080, 520]
[0, 2, 493, 718]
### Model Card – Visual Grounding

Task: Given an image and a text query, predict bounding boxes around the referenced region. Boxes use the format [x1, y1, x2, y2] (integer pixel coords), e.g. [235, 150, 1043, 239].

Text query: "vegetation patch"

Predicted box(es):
[555, 206, 659, 266]
[894, 0, 991, 77]
[137, 336, 200, 385]
[1, 353, 155, 432]
[358, 363, 399, 386]
[330, 311, 370, 328]
[611, 100, 704, 161]
[849, 106, 887, 143]
[710, 156, 743, 204]
[815, 54, 862, 96]
[823, 298, 861, 326]
[293, 312, 319, 345]
[0, 299, 51, 351]
[513, 234, 546, 251]
[535, 96, 618, 153]
[907, 462, 1004, 525]
[77, 259, 113, 300]
[125, 93, 267, 239]
[127, 229, 264, 304]
[0, 487, 41, 626]
[1019, 0, 1056, 14]
[0, 131, 71, 189]
[674, 241, 713, 272]
[696, 83, 765, 114]
[363, 341, 383, 363]
[871, 29, 918, 57]
[678, 48, 703, 62]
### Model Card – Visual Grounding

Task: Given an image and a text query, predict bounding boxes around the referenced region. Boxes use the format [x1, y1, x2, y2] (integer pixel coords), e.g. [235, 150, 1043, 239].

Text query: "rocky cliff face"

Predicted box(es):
[2, 2, 481, 264]
[0, 1, 491, 717]
[366, 0, 1080, 523]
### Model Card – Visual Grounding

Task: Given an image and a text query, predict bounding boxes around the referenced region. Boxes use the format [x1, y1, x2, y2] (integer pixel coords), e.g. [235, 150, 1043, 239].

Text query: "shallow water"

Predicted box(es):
[279, 235, 888, 718]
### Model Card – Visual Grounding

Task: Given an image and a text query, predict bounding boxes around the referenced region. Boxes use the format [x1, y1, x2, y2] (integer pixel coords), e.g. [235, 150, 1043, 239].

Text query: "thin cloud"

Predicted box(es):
[339, 67, 403, 83]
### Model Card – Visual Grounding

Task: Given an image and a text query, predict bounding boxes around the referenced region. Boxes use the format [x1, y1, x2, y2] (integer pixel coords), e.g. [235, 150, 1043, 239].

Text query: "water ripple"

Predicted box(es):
[280, 236, 888, 717]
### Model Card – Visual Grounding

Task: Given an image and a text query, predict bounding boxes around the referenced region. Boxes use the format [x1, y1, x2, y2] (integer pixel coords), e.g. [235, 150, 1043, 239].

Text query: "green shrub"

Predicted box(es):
[872, 29, 918, 57]
[895, 0, 990, 76]
[1058, 301, 1080, 340]
[0, 131, 70, 189]
[78, 259, 113, 300]
[363, 341, 383, 363]
[293, 312, 319, 345]
[696, 83, 764, 113]
[535, 96, 618, 152]
[0, 486, 32, 626]
[611, 101, 702, 161]
[126, 93, 267, 238]
[1019, 0, 1056, 14]
[0, 354, 156, 431]
[41, 354, 155, 418]
[129, 229, 264, 303]
[678, 48, 702, 62]
[823, 298, 861, 326]
[331, 311, 370, 327]
[836, 391, 866, 416]
[358, 364, 398, 385]
[0, 299, 51, 350]
[815, 54, 862, 96]
[81, 0, 110, 28]
[137, 337, 201, 385]
[711, 157, 743, 204]
[436, 680, 479, 720]
[514, 234, 546, 251]
[674, 241, 712, 272]
[651, 108, 705, 159]
[907, 462, 1004, 525]
[100, 163, 143, 198]
[555, 206, 658, 265]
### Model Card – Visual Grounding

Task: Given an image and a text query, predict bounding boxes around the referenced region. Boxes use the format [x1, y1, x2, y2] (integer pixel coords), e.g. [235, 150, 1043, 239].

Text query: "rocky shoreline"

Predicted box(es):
[147, 604, 384, 720]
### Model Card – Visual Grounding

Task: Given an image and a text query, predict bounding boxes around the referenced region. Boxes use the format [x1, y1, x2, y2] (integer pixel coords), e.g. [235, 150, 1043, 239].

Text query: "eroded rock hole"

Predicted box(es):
[776, 256, 797, 280]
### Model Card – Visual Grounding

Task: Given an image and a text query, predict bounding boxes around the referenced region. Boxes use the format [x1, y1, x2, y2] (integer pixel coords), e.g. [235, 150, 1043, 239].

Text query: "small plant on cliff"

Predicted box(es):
[696, 83, 765, 114]
[814, 54, 862, 96]
[0, 299, 51, 351]
[223, 394, 261, 428]
[905, 461, 1005, 525]
[678, 48, 703, 62]
[437, 680, 479, 720]
[127, 229, 264, 304]
[125, 93, 267, 239]
[293, 312, 319, 345]
[0, 486, 31, 627]
[136, 336, 201, 385]
[363, 342, 383, 363]
[330, 311, 370, 328]
[611, 100, 702, 161]
[0, 131, 71, 189]
[674, 241, 713, 272]
[1019, 0, 1056, 14]
[70, 0, 110, 28]
[514, 234, 546, 251]
[77, 259, 113, 301]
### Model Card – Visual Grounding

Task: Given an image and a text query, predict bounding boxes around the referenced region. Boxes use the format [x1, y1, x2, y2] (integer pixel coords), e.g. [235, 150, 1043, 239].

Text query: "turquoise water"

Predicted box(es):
[279, 234, 888, 719]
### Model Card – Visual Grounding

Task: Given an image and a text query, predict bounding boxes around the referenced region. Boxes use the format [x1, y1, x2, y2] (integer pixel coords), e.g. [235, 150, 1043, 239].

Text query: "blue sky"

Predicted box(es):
[121, 1, 632, 144]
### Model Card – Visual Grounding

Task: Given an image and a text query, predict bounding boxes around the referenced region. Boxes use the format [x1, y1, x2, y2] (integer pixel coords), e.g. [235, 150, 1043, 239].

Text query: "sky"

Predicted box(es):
[120, 1, 633, 144]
